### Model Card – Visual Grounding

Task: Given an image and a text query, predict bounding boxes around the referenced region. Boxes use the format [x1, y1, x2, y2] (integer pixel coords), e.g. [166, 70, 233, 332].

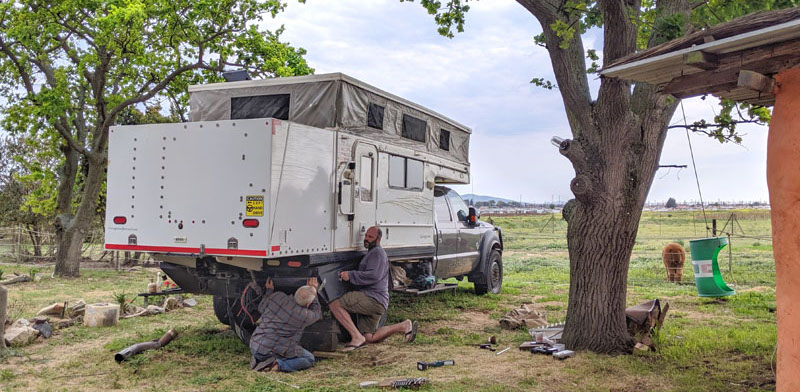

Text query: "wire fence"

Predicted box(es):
[0, 225, 151, 266]
[492, 211, 775, 288]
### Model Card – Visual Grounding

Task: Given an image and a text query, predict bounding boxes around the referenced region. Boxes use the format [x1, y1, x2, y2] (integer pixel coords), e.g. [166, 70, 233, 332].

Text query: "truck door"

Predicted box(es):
[446, 190, 481, 274]
[433, 188, 460, 278]
[352, 143, 378, 247]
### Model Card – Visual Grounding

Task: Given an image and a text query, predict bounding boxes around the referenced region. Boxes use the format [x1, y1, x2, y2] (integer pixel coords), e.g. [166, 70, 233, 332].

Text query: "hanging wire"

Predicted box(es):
[680, 101, 710, 235]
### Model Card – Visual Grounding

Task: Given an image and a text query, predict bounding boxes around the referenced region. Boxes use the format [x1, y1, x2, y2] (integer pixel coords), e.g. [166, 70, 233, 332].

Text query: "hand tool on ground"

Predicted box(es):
[360, 378, 428, 388]
[496, 347, 511, 356]
[553, 350, 575, 360]
[531, 346, 559, 355]
[477, 343, 496, 351]
[417, 360, 454, 371]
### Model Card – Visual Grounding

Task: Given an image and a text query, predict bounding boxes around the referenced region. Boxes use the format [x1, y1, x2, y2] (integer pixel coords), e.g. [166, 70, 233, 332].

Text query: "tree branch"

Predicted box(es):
[517, 0, 594, 135]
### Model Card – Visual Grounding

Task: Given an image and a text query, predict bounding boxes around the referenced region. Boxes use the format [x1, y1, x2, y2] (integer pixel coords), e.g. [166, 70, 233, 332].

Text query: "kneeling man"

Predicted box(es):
[249, 277, 321, 372]
[329, 226, 418, 350]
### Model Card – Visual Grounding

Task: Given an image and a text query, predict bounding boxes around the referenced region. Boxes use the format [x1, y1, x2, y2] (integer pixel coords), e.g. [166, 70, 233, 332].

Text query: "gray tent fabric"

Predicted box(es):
[189, 73, 470, 166]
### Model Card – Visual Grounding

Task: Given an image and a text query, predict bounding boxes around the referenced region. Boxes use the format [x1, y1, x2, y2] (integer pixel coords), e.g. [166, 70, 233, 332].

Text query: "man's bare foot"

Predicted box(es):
[341, 336, 367, 351]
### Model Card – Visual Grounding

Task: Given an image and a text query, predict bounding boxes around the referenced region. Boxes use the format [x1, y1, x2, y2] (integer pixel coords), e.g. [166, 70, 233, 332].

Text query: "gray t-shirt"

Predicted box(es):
[348, 246, 389, 309]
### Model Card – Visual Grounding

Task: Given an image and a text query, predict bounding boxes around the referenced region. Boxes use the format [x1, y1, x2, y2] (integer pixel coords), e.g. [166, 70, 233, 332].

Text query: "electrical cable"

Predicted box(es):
[240, 284, 256, 325]
[680, 101, 710, 235]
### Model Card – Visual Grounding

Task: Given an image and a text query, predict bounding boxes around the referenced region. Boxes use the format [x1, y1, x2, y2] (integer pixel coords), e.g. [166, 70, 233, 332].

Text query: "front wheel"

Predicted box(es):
[474, 249, 502, 295]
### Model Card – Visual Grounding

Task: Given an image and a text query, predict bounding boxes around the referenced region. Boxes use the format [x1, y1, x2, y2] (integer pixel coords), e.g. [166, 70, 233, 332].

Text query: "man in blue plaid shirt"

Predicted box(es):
[249, 277, 321, 372]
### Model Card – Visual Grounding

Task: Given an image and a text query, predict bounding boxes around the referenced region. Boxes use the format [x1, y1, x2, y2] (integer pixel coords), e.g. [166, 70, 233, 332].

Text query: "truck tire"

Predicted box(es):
[474, 249, 502, 295]
[213, 295, 231, 326]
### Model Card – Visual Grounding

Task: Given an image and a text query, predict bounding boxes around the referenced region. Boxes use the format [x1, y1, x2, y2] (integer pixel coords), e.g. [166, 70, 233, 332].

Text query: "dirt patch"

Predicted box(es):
[420, 311, 494, 335]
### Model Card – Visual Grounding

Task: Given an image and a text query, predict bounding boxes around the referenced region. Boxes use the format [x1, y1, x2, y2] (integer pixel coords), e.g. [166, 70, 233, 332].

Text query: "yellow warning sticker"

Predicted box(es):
[246, 195, 264, 217]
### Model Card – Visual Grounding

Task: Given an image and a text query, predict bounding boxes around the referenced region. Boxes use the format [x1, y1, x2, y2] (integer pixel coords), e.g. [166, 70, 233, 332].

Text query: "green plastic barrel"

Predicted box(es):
[688, 237, 736, 297]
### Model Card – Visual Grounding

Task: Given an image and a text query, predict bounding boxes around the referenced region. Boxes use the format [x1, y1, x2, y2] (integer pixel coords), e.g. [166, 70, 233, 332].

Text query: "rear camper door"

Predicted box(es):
[104, 119, 272, 258]
[352, 142, 378, 246]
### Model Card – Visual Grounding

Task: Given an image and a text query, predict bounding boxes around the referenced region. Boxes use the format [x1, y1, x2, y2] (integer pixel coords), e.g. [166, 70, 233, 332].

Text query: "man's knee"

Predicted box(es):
[329, 299, 341, 309]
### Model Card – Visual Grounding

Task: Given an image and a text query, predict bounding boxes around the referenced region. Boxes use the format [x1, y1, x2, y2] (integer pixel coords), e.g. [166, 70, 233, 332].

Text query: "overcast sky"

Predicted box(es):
[260, 0, 771, 204]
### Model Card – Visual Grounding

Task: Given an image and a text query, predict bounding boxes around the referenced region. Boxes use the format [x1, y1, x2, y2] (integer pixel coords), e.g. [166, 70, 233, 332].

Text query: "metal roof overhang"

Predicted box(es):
[600, 19, 800, 106]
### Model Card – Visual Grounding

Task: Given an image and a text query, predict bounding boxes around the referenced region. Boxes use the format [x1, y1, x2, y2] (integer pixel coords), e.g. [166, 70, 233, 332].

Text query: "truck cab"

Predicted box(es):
[433, 186, 503, 294]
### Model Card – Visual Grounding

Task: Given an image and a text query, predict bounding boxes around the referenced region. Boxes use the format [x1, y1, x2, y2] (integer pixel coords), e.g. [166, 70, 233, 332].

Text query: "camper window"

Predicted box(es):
[230, 94, 290, 120]
[402, 114, 426, 143]
[360, 156, 374, 201]
[388, 154, 424, 191]
[439, 129, 451, 151]
[367, 103, 385, 130]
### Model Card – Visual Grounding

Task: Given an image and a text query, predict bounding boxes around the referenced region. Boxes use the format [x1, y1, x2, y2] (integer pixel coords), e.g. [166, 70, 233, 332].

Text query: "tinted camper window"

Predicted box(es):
[401, 114, 426, 143]
[231, 94, 290, 120]
[367, 103, 385, 129]
[439, 129, 450, 151]
[388, 154, 424, 191]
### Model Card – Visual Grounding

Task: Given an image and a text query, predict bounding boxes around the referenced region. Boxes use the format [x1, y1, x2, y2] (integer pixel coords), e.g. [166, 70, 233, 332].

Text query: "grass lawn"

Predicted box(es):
[0, 210, 776, 391]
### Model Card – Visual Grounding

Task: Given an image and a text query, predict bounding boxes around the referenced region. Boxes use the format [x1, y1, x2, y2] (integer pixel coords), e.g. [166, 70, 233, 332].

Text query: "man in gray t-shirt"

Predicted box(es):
[329, 226, 418, 351]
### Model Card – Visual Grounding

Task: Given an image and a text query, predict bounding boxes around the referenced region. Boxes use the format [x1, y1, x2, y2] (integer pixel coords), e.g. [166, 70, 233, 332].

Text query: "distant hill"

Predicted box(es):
[461, 194, 520, 204]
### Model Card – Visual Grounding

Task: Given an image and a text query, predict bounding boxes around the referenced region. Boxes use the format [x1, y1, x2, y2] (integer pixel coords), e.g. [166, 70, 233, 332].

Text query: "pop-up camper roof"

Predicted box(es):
[188, 73, 470, 167]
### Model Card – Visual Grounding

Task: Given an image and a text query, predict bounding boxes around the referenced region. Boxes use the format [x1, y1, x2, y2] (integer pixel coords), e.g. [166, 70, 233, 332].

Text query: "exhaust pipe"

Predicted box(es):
[114, 329, 178, 363]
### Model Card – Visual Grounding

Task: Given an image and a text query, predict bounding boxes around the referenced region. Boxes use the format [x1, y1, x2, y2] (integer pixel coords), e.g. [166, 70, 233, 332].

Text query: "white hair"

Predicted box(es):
[294, 285, 316, 307]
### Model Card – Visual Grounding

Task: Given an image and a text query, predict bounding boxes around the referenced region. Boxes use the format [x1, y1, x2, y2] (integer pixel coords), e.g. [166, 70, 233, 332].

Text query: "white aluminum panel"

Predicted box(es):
[268, 122, 335, 257]
[105, 119, 272, 257]
[375, 152, 435, 248]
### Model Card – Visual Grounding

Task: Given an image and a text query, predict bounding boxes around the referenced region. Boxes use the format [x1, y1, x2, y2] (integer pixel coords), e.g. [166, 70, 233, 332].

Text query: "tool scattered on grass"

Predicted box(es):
[360, 378, 428, 389]
[417, 359, 454, 371]
[114, 329, 178, 363]
[496, 347, 511, 356]
[552, 350, 575, 360]
[477, 343, 496, 351]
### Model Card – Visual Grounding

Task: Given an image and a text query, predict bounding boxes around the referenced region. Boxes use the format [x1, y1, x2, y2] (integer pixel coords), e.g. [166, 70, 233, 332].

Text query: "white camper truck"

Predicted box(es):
[104, 73, 503, 350]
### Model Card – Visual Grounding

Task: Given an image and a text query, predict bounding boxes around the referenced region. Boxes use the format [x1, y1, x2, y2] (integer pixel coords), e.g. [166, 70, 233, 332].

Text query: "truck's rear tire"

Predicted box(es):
[212, 295, 231, 325]
[474, 249, 502, 295]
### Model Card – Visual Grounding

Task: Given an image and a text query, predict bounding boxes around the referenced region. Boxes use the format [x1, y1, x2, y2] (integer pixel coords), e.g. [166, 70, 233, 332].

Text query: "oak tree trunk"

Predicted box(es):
[54, 152, 106, 277]
[515, 0, 688, 354]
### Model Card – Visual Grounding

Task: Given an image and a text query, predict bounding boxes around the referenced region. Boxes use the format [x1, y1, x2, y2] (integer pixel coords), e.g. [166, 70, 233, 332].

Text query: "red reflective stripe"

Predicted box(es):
[287, 261, 301, 267]
[113, 216, 127, 224]
[271, 245, 281, 252]
[104, 244, 267, 257]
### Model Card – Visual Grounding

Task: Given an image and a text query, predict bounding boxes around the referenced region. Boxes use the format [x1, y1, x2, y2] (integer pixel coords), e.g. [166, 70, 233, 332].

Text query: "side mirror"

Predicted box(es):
[468, 207, 479, 226]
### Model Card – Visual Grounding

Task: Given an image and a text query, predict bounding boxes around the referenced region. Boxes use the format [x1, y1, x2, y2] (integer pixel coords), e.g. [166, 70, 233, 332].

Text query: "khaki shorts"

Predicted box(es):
[338, 291, 385, 334]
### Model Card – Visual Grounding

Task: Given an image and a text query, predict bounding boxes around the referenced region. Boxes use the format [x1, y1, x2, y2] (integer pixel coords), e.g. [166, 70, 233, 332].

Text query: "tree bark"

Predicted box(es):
[54, 151, 106, 277]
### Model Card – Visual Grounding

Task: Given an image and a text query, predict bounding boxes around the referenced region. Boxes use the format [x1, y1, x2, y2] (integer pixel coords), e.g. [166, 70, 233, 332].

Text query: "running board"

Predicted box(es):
[392, 283, 458, 296]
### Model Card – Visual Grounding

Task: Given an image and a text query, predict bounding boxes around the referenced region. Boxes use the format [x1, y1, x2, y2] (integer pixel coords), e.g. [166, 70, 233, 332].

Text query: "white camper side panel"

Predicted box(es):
[375, 152, 435, 249]
[268, 121, 335, 256]
[105, 119, 272, 257]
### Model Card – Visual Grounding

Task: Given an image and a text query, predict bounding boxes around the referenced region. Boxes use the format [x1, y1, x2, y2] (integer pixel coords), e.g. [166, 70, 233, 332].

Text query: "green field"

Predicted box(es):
[0, 210, 776, 391]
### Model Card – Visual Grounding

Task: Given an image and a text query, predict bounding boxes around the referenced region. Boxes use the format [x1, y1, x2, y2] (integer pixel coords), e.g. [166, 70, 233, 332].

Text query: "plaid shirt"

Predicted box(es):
[249, 284, 321, 359]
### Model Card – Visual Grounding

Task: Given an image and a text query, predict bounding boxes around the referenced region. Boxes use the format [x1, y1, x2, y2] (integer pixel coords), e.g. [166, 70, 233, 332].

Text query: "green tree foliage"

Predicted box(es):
[0, 0, 313, 276]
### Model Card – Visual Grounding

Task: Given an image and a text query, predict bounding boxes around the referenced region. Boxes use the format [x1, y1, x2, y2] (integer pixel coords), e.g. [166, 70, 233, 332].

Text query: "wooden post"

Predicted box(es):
[767, 67, 800, 392]
[0, 284, 7, 351]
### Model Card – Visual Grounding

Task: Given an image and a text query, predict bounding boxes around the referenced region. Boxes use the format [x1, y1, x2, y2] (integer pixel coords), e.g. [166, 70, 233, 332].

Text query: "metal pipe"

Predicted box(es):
[115, 329, 178, 363]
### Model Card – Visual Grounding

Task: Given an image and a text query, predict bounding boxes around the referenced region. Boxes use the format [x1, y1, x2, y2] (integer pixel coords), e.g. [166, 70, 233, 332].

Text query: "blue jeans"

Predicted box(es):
[254, 348, 315, 373]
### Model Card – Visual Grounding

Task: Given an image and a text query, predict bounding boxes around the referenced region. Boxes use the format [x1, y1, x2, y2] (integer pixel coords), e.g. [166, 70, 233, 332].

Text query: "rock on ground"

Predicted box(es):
[4, 325, 39, 347]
